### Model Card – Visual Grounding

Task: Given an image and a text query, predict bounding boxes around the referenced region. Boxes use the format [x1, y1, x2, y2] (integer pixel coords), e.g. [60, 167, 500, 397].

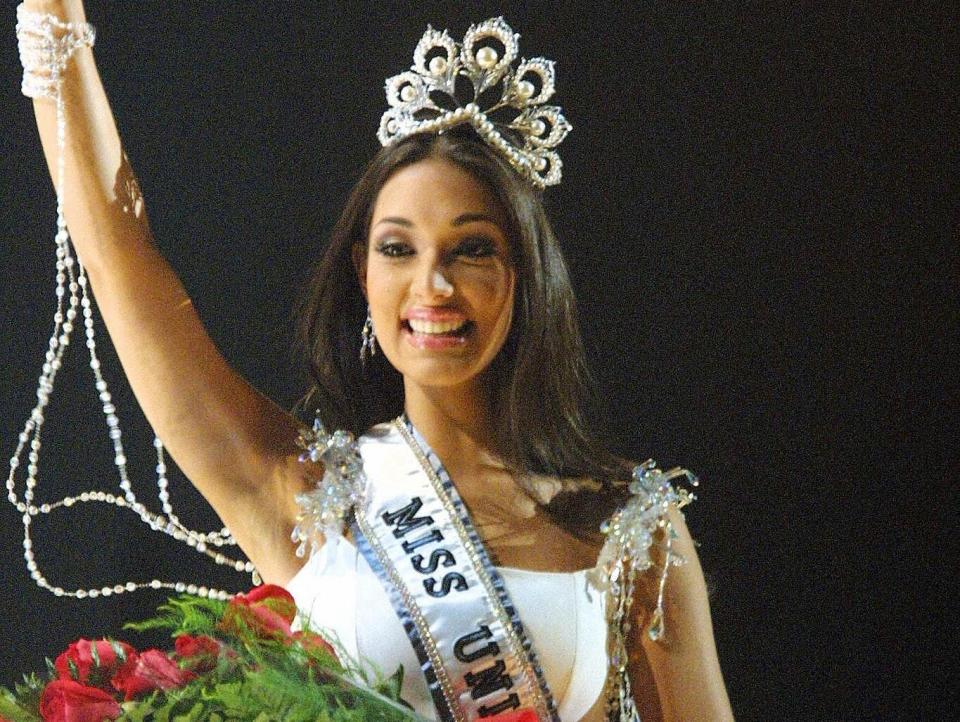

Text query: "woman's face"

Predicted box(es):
[361, 157, 516, 396]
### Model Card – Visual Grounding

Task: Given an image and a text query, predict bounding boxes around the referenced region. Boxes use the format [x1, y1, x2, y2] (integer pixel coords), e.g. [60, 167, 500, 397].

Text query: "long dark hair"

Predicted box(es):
[295, 128, 631, 531]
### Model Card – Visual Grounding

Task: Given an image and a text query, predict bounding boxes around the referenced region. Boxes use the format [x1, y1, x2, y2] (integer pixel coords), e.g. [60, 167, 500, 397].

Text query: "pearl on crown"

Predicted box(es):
[517, 80, 536, 99]
[476, 45, 499, 69]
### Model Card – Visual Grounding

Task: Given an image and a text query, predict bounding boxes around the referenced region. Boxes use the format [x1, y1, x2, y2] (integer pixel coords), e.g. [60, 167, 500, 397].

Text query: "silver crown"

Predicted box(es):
[377, 17, 572, 188]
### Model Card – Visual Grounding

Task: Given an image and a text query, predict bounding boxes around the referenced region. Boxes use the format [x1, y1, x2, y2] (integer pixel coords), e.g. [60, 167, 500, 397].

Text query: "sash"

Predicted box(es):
[352, 419, 559, 722]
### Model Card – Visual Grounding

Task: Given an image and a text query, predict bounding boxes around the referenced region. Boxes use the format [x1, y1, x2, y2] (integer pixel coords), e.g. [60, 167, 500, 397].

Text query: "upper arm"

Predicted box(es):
[627, 505, 734, 722]
[190, 414, 326, 586]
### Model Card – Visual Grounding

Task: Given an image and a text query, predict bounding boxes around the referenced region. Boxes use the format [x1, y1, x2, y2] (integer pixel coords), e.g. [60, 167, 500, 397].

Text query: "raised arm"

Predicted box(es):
[18, 0, 316, 584]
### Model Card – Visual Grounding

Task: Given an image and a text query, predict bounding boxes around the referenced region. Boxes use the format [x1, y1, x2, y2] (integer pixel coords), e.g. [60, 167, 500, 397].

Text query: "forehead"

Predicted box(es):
[371, 158, 508, 230]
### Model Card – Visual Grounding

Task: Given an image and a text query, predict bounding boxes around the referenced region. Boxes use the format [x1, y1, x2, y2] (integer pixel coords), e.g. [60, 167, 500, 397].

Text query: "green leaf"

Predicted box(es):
[380, 665, 405, 701]
[170, 701, 206, 721]
[89, 641, 101, 668]
[7, 673, 44, 717]
[118, 689, 165, 721]
[124, 594, 227, 638]
[112, 639, 130, 662]
[0, 687, 42, 722]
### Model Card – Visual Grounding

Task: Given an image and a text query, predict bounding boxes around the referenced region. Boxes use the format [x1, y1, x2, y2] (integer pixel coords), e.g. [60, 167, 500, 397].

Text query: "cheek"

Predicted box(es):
[365, 263, 401, 304]
[477, 268, 515, 329]
[365, 276, 402, 339]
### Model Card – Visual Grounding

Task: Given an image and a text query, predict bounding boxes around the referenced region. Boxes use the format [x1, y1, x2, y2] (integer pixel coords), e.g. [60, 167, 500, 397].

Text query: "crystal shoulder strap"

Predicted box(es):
[588, 460, 699, 722]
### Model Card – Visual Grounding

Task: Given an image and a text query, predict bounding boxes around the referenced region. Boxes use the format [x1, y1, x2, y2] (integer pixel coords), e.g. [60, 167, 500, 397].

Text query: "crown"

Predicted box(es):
[377, 17, 572, 188]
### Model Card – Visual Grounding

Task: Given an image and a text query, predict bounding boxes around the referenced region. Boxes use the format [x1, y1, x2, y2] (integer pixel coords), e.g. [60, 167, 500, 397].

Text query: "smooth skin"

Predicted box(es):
[20, 1, 733, 719]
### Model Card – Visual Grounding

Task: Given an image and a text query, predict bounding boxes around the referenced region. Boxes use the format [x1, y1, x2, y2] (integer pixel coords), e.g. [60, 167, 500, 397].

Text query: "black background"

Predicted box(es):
[1, 2, 955, 719]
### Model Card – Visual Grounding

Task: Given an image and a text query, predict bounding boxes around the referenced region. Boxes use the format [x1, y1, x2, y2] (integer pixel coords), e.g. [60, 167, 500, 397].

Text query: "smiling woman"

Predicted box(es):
[10, 2, 732, 720]
[289, 127, 732, 722]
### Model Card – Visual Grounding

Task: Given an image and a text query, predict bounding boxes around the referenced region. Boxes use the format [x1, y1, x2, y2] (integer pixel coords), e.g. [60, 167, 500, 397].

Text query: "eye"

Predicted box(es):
[375, 238, 413, 258]
[456, 236, 497, 259]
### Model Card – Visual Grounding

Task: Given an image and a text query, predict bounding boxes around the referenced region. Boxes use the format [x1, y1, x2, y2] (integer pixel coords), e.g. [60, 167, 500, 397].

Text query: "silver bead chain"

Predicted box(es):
[10, 4, 257, 601]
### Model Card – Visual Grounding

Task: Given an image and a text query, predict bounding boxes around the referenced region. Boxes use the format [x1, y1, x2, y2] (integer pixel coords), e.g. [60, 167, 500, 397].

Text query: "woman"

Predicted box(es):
[15, 1, 732, 719]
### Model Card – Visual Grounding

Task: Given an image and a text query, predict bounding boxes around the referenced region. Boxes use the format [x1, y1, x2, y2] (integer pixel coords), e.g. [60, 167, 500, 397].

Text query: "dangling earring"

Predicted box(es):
[360, 306, 377, 363]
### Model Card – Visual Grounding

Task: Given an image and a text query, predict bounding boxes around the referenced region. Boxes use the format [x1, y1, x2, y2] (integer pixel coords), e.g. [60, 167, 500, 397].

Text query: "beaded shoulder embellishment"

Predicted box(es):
[588, 459, 698, 721]
[291, 418, 366, 559]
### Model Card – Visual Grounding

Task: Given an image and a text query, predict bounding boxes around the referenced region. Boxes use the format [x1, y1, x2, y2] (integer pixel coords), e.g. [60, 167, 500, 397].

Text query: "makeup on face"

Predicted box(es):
[364, 159, 516, 391]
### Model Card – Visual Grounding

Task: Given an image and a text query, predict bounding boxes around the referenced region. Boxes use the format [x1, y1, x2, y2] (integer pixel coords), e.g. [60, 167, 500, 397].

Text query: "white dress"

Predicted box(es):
[288, 417, 692, 721]
[287, 535, 609, 721]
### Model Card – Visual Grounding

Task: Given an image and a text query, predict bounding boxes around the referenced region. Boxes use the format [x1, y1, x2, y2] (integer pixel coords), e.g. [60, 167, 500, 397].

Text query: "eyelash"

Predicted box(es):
[374, 237, 497, 260]
[458, 237, 496, 258]
[375, 240, 411, 258]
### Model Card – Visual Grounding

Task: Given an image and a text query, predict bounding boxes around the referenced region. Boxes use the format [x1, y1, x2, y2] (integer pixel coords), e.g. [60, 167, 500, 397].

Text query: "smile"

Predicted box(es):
[401, 319, 472, 349]
[408, 319, 468, 334]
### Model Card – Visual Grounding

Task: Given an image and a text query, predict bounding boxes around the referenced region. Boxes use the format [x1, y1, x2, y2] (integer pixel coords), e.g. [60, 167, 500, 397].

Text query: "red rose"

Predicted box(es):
[39, 679, 121, 722]
[110, 649, 195, 701]
[219, 584, 297, 639]
[486, 710, 539, 722]
[54, 639, 134, 685]
[174, 634, 221, 673]
[292, 629, 337, 660]
[174, 633, 220, 658]
[240, 584, 296, 609]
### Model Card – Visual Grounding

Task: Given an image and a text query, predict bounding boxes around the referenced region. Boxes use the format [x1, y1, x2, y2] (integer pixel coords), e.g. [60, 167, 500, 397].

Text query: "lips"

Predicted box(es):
[400, 309, 472, 349]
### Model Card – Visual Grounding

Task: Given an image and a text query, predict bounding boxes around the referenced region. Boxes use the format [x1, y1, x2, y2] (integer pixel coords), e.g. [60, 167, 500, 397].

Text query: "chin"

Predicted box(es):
[379, 348, 490, 393]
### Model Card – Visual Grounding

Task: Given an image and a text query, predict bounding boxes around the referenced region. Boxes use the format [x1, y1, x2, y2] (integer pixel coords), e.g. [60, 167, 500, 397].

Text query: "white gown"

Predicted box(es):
[287, 534, 609, 721]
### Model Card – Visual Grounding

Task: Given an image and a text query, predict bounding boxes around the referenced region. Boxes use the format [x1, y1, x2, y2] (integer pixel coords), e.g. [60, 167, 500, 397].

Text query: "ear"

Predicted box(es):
[352, 242, 368, 298]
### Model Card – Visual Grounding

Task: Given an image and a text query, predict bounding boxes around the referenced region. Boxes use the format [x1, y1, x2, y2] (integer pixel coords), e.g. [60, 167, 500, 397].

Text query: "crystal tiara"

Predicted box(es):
[377, 17, 572, 188]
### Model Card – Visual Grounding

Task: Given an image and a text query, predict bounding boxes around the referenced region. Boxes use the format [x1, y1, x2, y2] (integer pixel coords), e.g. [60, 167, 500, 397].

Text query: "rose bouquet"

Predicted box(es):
[0, 585, 425, 722]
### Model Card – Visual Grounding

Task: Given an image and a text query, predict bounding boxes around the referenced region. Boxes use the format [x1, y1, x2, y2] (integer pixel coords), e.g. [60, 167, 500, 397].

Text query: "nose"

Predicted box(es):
[412, 253, 454, 299]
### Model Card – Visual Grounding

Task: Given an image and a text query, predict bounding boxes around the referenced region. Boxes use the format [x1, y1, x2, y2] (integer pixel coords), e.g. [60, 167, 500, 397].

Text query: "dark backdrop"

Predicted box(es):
[1, 2, 954, 719]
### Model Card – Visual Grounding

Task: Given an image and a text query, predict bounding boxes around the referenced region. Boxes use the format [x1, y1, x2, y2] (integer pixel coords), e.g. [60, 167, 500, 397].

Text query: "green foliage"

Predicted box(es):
[123, 595, 227, 638]
[103, 660, 419, 721]
[4, 593, 427, 722]
[0, 685, 41, 722]
[0, 673, 44, 721]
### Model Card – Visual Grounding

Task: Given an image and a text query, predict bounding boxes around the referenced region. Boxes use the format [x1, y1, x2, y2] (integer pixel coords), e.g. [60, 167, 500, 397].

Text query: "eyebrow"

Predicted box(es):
[373, 212, 502, 229]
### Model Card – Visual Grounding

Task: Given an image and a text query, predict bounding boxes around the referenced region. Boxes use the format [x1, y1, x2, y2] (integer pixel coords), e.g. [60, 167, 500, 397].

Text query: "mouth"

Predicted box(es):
[401, 318, 473, 348]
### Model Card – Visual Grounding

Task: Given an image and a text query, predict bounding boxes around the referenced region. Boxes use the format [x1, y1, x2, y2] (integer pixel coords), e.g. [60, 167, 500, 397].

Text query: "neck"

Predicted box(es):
[402, 379, 502, 482]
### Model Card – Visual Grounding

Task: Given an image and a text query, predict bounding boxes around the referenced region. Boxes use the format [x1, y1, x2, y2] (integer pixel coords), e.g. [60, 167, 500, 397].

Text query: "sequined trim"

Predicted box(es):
[351, 516, 459, 722]
[588, 460, 698, 721]
[397, 418, 561, 722]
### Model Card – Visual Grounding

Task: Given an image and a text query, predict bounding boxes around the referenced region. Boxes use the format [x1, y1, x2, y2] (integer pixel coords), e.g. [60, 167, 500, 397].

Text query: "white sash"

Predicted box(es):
[353, 419, 559, 722]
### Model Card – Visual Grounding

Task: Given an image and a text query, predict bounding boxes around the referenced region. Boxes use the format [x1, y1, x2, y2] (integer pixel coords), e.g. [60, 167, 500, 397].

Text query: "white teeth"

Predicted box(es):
[408, 319, 467, 334]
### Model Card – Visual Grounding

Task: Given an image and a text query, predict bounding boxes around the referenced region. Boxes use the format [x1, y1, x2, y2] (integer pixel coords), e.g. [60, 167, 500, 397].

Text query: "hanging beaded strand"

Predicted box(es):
[588, 459, 699, 721]
[9, 4, 257, 601]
